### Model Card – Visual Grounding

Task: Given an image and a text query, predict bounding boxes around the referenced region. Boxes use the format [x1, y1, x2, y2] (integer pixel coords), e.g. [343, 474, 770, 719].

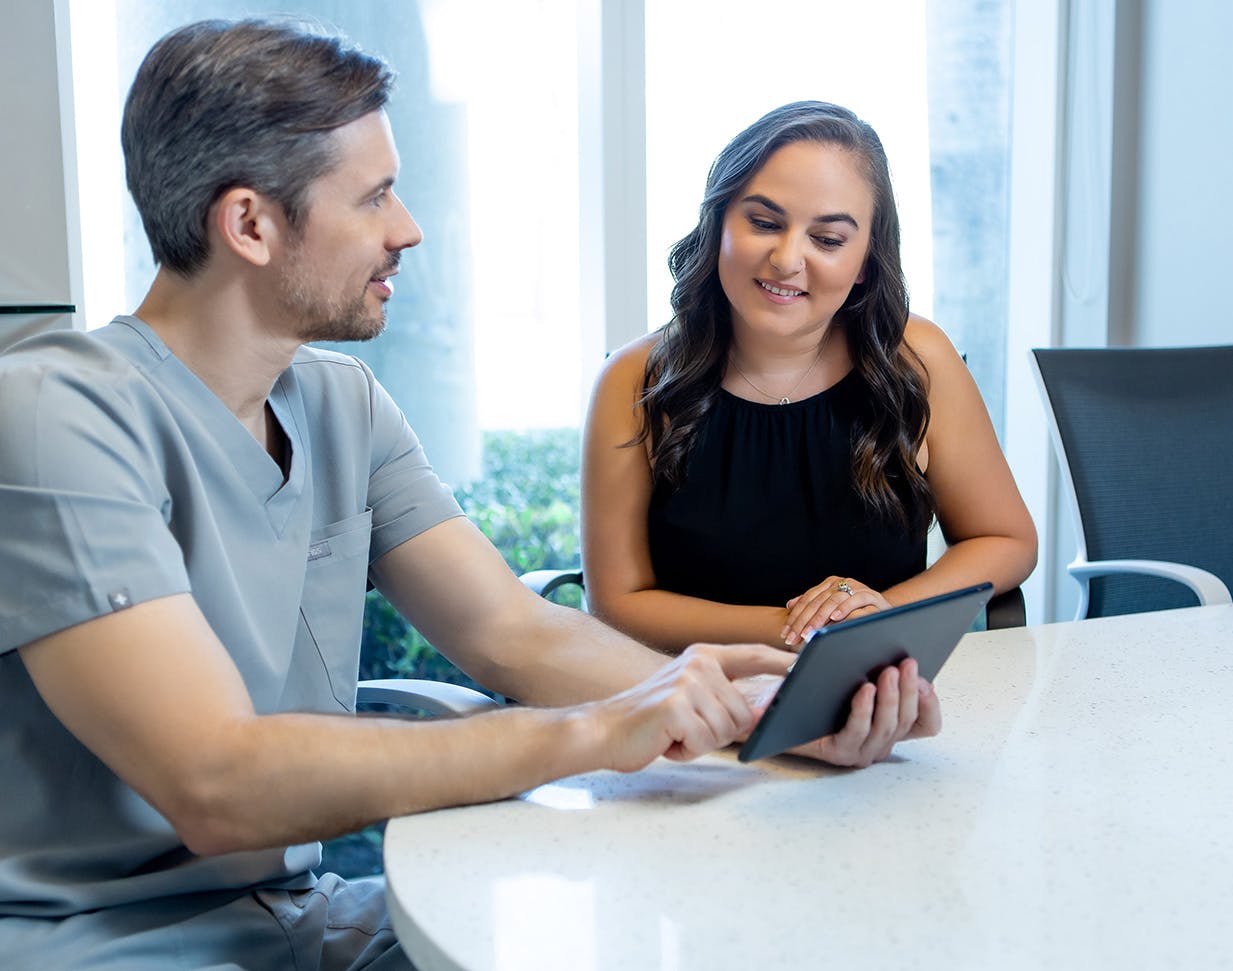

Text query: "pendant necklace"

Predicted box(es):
[728, 347, 824, 405]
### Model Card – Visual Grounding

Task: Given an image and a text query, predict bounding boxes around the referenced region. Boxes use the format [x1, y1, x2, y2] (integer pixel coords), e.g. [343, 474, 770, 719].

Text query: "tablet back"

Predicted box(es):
[738, 583, 993, 762]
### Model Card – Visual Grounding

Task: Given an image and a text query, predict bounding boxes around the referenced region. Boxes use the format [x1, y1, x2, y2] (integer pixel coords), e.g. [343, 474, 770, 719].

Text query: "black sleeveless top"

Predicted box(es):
[647, 374, 926, 607]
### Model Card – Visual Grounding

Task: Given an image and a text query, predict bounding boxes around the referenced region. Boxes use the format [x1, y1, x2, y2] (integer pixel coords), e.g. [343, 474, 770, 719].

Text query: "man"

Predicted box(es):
[0, 19, 939, 968]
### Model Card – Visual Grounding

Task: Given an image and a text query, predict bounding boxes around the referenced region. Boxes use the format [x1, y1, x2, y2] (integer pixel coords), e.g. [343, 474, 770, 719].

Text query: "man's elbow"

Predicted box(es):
[160, 772, 265, 857]
[148, 728, 273, 857]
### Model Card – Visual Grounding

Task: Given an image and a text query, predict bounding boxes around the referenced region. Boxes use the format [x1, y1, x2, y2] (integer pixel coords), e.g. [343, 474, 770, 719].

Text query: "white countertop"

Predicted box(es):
[384, 604, 1233, 970]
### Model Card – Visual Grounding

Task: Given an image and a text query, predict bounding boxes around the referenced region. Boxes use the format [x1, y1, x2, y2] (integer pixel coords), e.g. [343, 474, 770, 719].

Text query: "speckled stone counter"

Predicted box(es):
[384, 604, 1233, 970]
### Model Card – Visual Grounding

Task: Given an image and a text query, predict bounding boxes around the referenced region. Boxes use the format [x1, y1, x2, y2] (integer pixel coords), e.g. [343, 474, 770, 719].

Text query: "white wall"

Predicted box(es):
[1131, 0, 1233, 346]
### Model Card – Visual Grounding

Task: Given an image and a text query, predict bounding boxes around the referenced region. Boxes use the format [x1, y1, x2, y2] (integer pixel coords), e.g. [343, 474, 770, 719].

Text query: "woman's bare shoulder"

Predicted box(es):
[587, 332, 665, 442]
[902, 314, 967, 379]
[904, 314, 958, 356]
[596, 330, 662, 391]
[608, 330, 661, 367]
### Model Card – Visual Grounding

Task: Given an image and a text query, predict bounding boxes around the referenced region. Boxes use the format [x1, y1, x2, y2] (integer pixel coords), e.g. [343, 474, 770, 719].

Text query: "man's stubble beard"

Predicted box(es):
[278, 254, 387, 345]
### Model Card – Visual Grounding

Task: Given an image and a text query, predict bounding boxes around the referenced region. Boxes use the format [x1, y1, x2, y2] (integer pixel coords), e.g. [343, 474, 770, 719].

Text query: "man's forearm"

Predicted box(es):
[467, 599, 669, 707]
[16, 591, 612, 860]
[174, 701, 602, 856]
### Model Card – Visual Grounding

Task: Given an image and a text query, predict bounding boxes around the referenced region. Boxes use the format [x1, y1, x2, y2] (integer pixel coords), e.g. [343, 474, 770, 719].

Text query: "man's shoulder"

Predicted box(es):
[0, 326, 143, 412]
[1, 325, 131, 368]
[0, 327, 164, 491]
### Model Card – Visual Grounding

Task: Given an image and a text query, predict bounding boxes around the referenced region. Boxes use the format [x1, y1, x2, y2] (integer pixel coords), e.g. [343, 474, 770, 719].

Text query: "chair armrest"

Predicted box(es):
[355, 679, 500, 717]
[985, 586, 1026, 629]
[519, 568, 584, 599]
[1069, 559, 1232, 606]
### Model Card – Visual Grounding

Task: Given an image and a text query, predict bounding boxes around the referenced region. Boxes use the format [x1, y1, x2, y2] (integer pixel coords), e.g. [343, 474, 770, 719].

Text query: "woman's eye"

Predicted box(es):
[813, 236, 842, 249]
[750, 217, 779, 231]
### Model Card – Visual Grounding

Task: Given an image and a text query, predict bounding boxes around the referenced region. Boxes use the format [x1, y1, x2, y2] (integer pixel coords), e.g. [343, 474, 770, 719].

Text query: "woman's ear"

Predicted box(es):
[211, 187, 283, 267]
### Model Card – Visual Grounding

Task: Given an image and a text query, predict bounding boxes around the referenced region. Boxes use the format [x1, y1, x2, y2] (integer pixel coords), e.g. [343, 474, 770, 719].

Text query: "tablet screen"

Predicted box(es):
[738, 582, 993, 762]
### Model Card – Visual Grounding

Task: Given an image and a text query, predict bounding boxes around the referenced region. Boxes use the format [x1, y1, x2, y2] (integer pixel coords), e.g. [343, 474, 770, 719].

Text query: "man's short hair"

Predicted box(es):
[121, 18, 395, 276]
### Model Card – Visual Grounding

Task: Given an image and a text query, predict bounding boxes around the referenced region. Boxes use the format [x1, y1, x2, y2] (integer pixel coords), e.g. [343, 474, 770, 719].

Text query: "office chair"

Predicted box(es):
[355, 678, 498, 715]
[519, 570, 1027, 629]
[1031, 345, 1233, 620]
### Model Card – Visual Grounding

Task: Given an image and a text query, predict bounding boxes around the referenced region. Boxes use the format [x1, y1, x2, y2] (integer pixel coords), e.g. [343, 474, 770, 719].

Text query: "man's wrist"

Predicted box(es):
[529, 702, 613, 780]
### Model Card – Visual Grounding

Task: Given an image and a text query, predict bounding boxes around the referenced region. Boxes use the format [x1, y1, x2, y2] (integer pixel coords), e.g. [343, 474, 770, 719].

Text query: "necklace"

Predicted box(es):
[728, 347, 823, 405]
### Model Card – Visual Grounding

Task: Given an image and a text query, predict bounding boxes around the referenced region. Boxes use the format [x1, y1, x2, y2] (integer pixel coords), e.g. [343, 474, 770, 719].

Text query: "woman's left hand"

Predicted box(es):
[780, 575, 891, 647]
[789, 658, 940, 767]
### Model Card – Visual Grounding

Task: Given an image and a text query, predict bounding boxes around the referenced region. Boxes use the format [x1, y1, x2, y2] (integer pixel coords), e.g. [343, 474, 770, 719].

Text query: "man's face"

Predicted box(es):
[276, 110, 421, 343]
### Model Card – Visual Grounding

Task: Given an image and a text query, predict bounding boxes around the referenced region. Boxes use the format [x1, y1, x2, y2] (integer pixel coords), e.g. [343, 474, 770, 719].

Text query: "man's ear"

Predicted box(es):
[211, 187, 285, 267]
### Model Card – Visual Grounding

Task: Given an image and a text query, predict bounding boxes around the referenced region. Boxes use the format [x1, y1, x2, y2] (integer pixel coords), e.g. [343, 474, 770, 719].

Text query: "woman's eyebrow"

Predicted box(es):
[740, 193, 787, 215]
[815, 212, 860, 230]
[739, 193, 859, 230]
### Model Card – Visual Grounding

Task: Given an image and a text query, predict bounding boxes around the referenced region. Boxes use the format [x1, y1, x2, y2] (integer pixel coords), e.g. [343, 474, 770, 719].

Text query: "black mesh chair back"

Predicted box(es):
[1032, 346, 1233, 618]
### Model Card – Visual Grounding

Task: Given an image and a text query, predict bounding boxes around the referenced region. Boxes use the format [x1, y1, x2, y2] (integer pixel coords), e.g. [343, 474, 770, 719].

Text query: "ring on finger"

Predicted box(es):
[837, 581, 854, 596]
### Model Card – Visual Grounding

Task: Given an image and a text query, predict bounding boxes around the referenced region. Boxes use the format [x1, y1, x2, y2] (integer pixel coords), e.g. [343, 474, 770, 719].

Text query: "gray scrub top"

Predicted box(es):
[0, 316, 463, 917]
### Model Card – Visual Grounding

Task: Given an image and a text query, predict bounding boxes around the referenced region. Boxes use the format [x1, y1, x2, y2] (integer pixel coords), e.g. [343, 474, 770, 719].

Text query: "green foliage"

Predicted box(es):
[454, 428, 582, 578]
[322, 428, 583, 877]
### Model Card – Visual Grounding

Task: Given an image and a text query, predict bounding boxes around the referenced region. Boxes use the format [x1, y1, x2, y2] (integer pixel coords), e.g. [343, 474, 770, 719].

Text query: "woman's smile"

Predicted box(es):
[756, 279, 808, 302]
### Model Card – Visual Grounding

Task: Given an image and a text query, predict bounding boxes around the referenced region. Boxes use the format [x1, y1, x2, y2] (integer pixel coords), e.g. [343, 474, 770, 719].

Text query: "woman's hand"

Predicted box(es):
[789, 658, 940, 767]
[780, 575, 892, 647]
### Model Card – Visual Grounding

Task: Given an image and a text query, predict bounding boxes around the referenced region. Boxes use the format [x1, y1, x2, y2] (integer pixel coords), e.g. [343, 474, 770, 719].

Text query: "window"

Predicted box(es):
[644, 0, 1012, 436]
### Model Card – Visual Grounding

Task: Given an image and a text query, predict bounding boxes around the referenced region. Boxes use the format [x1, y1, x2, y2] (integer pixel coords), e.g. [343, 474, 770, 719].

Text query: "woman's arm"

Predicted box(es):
[887, 316, 1038, 602]
[581, 336, 790, 653]
[783, 317, 1037, 636]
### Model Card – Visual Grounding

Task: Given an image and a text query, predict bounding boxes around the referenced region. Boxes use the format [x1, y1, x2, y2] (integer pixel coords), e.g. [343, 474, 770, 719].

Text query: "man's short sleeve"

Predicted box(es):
[355, 360, 464, 562]
[0, 350, 190, 652]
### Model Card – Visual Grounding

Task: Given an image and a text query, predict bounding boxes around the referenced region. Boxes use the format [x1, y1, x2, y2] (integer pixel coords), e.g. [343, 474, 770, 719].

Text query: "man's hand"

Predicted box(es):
[788, 658, 941, 767]
[584, 643, 796, 772]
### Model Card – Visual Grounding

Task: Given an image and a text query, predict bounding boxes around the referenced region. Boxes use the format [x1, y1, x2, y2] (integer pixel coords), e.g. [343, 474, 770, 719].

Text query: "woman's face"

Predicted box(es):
[717, 140, 874, 344]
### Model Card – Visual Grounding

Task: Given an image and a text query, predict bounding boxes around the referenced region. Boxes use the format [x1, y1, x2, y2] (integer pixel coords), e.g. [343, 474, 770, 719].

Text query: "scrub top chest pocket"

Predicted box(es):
[295, 509, 374, 712]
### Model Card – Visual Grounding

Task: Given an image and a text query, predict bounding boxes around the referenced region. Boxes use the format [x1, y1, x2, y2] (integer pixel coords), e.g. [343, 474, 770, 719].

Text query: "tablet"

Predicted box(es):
[738, 582, 993, 762]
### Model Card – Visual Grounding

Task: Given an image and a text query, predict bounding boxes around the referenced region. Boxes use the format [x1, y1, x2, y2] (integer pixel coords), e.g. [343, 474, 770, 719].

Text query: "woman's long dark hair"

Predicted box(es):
[635, 101, 935, 535]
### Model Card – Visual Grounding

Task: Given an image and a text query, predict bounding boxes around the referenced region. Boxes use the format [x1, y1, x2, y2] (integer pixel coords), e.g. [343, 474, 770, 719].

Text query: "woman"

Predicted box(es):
[583, 101, 1036, 654]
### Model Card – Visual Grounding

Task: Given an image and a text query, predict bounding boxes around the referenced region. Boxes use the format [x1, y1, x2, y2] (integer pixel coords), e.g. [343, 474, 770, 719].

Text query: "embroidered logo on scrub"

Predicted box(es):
[107, 589, 133, 611]
[307, 540, 333, 562]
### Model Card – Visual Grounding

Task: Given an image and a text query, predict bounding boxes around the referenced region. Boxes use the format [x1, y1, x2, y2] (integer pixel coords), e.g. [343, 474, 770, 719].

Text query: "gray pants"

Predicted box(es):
[1, 873, 415, 970]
